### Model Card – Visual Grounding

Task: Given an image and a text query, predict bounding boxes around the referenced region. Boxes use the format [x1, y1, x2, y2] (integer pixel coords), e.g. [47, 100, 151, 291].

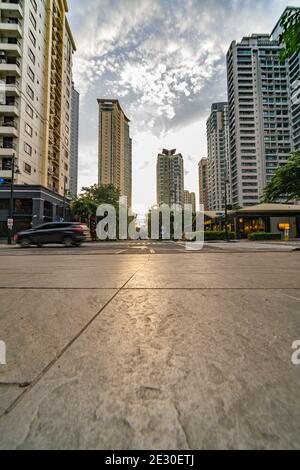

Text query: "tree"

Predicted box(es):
[71, 184, 120, 221]
[279, 8, 300, 60]
[71, 196, 97, 221]
[263, 151, 300, 203]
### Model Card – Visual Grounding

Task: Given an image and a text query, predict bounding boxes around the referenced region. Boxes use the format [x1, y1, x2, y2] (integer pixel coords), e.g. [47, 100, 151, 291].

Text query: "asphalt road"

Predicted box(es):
[0, 244, 300, 449]
[0, 239, 298, 256]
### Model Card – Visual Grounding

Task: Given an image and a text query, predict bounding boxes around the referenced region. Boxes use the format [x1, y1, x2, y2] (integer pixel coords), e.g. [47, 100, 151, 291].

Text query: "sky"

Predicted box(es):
[67, 0, 300, 213]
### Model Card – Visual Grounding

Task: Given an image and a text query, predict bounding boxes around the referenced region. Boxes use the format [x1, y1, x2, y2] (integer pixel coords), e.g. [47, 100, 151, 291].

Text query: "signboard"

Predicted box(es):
[278, 223, 290, 231]
[0, 178, 5, 185]
[7, 219, 13, 230]
[216, 211, 225, 218]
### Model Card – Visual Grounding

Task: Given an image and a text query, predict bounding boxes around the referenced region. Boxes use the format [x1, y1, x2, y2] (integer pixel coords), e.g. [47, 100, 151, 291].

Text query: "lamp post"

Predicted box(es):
[7, 153, 21, 245]
[224, 175, 229, 243]
[63, 182, 71, 222]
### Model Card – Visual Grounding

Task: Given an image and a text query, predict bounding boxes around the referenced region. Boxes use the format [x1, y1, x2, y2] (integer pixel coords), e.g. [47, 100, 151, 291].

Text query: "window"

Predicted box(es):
[29, 29, 36, 47]
[24, 143, 32, 156]
[27, 66, 35, 82]
[29, 12, 37, 30]
[28, 47, 35, 64]
[25, 123, 33, 137]
[26, 84, 34, 100]
[26, 104, 34, 119]
[24, 163, 32, 174]
[30, 0, 37, 12]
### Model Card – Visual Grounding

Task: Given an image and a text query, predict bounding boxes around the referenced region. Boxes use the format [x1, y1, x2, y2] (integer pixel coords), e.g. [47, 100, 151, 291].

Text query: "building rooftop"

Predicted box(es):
[231, 203, 300, 214]
[97, 99, 130, 122]
[271, 6, 300, 38]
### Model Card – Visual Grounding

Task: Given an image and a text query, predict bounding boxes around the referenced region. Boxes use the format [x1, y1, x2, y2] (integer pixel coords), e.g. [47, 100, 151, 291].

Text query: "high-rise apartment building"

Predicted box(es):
[271, 7, 300, 151]
[70, 83, 79, 196]
[198, 158, 208, 210]
[98, 99, 132, 207]
[206, 103, 231, 211]
[184, 190, 196, 213]
[0, 0, 76, 196]
[227, 33, 291, 207]
[157, 149, 184, 207]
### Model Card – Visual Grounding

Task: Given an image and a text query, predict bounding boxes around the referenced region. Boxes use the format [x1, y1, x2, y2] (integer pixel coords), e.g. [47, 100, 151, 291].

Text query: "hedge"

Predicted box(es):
[204, 231, 235, 240]
[248, 232, 282, 241]
[188, 231, 235, 241]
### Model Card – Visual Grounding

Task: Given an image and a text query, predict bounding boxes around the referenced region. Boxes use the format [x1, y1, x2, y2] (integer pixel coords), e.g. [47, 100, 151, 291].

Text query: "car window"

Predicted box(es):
[34, 224, 52, 230]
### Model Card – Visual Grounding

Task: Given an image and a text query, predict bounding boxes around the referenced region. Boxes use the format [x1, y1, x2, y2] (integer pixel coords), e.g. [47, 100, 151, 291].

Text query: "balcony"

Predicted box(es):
[0, 2, 23, 18]
[0, 79, 20, 96]
[0, 120, 18, 137]
[0, 37, 22, 56]
[0, 18, 22, 37]
[0, 57, 21, 76]
[0, 165, 11, 178]
[0, 141, 16, 156]
[0, 101, 19, 116]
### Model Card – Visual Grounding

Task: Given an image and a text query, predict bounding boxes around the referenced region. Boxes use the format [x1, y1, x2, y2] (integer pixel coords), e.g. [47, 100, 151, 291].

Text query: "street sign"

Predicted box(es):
[216, 211, 225, 218]
[0, 178, 5, 185]
[7, 219, 13, 230]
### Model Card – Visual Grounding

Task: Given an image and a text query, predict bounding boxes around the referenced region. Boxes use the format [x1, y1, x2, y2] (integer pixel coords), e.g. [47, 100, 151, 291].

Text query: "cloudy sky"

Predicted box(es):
[68, 0, 299, 212]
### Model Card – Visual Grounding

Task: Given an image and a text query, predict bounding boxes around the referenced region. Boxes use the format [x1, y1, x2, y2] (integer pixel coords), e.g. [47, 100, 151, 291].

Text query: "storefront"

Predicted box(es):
[203, 204, 300, 240]
[0, 185, 70, 239]
[231, 204, 300, 239]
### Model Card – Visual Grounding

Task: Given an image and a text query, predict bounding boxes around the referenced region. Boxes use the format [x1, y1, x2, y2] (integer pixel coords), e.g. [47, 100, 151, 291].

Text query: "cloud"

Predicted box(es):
[68, 0, 291, 207]
[69, 0, 289, 137]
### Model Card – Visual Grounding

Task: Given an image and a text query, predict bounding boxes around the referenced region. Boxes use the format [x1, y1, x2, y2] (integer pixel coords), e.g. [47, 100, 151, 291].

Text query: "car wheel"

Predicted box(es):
[37, 244, 43, 248]
[63, 237, 74, 247]
[20, 238, 30, 248]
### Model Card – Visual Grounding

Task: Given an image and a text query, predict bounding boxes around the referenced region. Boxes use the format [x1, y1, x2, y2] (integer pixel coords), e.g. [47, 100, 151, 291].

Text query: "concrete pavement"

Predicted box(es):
[0, 245, 300, 449]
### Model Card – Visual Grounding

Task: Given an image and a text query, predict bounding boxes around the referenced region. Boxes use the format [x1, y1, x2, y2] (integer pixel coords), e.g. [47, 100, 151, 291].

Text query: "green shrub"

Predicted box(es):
[188, 231, 235, 241]
[248, 232, 282, 241]
[205, 231, 235, 240]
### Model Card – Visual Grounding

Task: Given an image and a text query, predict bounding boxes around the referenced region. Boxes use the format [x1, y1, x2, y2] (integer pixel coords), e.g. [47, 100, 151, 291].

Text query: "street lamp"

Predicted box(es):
[63, 181, 71, 222]
[7, 154, 21, 245]
[224, 175, 229, 243]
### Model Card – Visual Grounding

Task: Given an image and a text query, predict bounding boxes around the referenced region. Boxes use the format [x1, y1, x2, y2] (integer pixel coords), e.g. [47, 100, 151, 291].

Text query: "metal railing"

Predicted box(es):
[0, 101, 19, 108]
[0, 142, 16, 149]
[0, 58, 20, 67]
[0, 37, 21, 46]
[0, 18, 20, 25]
[0, 120, 17, 129]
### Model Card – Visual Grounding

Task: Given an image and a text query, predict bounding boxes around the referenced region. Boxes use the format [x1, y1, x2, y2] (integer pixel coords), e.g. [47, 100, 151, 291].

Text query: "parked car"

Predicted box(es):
[14, 222, 87, 248]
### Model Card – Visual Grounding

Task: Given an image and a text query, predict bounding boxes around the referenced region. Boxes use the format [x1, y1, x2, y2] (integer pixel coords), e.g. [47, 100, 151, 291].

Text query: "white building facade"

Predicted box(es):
[227, 34, 292, 207]
[0, 0, 76, 196]
[206, 102, 231, 211]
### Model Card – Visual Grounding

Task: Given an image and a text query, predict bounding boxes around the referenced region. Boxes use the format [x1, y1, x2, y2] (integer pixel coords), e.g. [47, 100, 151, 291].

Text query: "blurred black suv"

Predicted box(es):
[15, 222, 88, 248]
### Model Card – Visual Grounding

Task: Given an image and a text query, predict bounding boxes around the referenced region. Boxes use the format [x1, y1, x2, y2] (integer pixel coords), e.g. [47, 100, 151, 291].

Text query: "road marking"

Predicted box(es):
[280, 293, 300, 302]
[150, 249, 155, 254]
[116, 250, 127, 254]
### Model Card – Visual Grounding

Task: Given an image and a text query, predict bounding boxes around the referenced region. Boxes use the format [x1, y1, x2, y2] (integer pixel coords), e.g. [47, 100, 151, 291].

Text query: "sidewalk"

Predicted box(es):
[0, 250, 300, 449]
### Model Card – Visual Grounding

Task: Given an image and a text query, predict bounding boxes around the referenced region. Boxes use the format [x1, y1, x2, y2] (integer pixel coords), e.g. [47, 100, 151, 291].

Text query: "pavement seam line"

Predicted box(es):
[0, 287, 300, 291]
[0, 257, 151, 419]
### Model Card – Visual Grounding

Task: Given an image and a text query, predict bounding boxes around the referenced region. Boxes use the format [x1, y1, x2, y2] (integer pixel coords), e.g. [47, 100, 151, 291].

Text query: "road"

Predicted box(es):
[0, 239, 298, 256]
[0, 242, 300, 449]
